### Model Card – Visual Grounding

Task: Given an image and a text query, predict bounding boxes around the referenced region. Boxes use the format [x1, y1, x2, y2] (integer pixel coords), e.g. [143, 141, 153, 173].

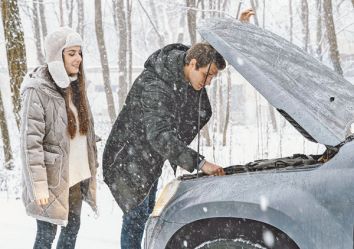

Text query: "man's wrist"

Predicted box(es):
[198, 159, 206, 170]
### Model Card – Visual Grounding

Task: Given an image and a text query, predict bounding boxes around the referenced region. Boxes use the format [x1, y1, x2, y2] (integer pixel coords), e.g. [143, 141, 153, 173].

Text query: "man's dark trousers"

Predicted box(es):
[120, 181, 158, 249]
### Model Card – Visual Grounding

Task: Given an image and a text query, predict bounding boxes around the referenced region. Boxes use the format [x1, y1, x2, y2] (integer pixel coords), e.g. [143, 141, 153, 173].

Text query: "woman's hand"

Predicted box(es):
[35, 198, 49, 206]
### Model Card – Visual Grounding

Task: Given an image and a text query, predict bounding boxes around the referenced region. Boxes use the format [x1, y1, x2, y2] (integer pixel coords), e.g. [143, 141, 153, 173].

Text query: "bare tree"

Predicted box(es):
[176, 12, 186, 43]
[32, 0, 45, 64]
[38, 0, 47, 38]
[323, 0, 343, 75]
[77, 0, 84, 39]
[289, 0, 293, 43]
[59, 0, 64, 26]
[186, 0, 197, 44]
[250, 0, 259, 26]
[262, 0, 265, 28]
[112, 0, 128, 113]
[222, 69, 231, 146]
[136, 0, 164, 47]
[0, 89, 14, 170]
[95, 0, 116, 123]
[301, 0, 310, 51]
[316, 0, 323, 60]
[66, 0, 74, 28]
[352, 0, 354, 8]
[1, 0, 28, 129]
[126, 0, 133, 89]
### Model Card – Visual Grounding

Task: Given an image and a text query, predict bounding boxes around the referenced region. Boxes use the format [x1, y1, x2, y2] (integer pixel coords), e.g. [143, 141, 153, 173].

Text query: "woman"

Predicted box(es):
[20, 27, 98, 249]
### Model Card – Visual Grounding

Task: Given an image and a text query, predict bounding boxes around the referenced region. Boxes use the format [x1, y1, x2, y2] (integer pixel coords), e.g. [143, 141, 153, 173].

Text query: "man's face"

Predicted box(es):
[188, 59, 219, 91]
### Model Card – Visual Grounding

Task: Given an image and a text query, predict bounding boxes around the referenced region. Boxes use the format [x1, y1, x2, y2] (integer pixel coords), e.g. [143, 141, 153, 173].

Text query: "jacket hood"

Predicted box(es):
[144, 43, 189, 87]
[44, 27, 82, 88]
[198, 17, 354, 146]
[21, 66, 59, 95]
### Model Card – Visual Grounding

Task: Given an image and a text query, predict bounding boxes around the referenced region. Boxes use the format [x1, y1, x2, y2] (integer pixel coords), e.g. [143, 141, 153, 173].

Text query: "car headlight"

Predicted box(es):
[151, 179, 180, 217]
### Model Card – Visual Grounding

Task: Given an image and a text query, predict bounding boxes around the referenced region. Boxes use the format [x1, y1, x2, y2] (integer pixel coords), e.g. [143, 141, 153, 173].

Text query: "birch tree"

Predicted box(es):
[316, 0, 322, 60]
[222, 69, 231, 146]
[38, 0, 47, 38]
[323, 0, 343, 75]
[186, 0, 197, 44]
[59, 0, 64, 26]
[95, 0, 116, 123]
[0, 89, 13, 170]
[66, 0, 74, 28]
[126, 0, 133, 89]
[301, 0, 310, 51]
[1, 0, 28, 129]
[32, 0, 45, 64]
[77, 0, 84, 39]
[112, 0, 128, 112]
[289, 0, 293, 43]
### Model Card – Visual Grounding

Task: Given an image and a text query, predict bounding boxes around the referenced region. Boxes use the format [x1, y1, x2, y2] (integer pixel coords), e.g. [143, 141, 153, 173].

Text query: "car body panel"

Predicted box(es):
[198, 17, 354, 146]
[145, 141, 354, 249]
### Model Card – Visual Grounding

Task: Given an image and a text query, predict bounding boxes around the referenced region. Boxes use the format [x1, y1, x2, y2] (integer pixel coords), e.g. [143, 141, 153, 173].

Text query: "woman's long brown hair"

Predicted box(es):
[64, 63, 89, 139]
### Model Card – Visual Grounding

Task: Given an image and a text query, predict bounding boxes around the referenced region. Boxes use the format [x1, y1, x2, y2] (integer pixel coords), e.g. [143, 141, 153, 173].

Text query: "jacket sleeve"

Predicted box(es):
[141, 81, 204, 172]
[20, 88, 49, 201]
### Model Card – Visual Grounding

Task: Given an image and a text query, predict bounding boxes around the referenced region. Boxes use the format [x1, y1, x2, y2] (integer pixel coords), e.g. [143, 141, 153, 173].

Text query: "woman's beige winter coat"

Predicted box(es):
[20, 66, 98, 226]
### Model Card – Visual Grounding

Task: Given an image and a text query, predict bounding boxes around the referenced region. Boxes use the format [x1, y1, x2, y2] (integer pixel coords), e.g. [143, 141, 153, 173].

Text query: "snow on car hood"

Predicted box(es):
[198, 17, 354, 146]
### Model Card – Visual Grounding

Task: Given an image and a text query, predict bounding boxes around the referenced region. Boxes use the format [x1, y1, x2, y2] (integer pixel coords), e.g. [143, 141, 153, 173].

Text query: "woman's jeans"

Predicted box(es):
[121, 181, 158, 249]
[33, 183, 83, 249]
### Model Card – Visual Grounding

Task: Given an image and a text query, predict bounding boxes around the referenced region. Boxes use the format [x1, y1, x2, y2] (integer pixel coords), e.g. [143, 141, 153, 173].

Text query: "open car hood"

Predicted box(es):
[198, 17, 354, 146]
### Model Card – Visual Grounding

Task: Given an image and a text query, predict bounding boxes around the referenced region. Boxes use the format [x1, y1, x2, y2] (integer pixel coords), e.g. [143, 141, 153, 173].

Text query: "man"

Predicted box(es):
[103, 42, 226, 248]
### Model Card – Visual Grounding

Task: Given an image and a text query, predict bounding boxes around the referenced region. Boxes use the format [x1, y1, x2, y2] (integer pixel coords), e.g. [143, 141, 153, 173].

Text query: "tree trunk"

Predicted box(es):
[250, 0, 259, 26]
[262, 0, 265, 28]
[67, 0, 74, 28]
[38, 0, 47, 38]
[77, 0, 84, 39]
[301, 0, 310, 52]
[316, 0, 322, 60]
[289, 0, 293, 43]
[127, 0, 133, 90]
[112, 0, 128, 113]
[202, 126, 211, 146]
[95, 0, 116, 123]
[323, 0, 343, 75]
[218, 79, 224, 133]
[268, 105, 277, 131]
[186, 0, 197, 44]
[201, 0, 205, 19]
[177, 12, 185, 43]
[32, 0, 45, 64]
[59, 0, 64, 26]
[136, 0, 164, 47]
[0, 89, 14, 170]
[222, 69, 231, 146]
[352, 0, 354, 8]
[1, 0, 28, 129]
[149, 0, 161, 43]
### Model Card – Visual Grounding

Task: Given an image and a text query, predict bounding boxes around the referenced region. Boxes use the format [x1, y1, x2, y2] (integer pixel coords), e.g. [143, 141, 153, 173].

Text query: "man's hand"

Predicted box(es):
[200, 161, 225, 176]
[35, 198, 49, 206]
[239, 8, 255, 23]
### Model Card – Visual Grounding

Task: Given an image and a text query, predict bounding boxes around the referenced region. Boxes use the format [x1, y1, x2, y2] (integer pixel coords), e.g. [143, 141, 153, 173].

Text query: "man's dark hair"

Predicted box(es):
[185, 43, 226, 70]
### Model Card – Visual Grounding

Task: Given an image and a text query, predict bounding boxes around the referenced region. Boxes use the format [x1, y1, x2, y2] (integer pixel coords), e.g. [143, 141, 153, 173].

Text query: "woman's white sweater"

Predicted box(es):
[68, 97, 91, 187]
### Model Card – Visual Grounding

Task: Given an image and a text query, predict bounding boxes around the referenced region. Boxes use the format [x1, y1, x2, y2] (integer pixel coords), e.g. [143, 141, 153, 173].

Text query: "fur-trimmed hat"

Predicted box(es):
[44, 27, 82, 88]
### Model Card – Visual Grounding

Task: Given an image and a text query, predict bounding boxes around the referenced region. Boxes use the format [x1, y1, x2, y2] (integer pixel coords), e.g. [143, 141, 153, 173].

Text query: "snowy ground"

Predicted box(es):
[0, 185, 122, 249]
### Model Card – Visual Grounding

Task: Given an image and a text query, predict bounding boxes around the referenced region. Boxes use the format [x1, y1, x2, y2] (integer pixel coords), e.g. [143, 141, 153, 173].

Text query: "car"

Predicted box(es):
[144, 17, 354, 249]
